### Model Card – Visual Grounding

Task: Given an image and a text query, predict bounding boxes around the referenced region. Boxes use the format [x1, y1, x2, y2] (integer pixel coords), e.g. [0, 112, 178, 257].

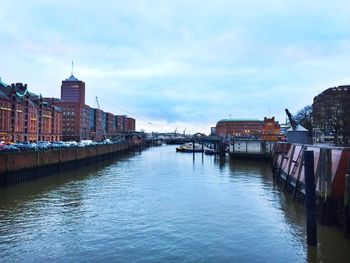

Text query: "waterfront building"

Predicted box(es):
[52, 100, 88, 141]
[116, 115, 126, 132]
[57, 74, 136, 141]
[0, 79, 11, 142]
[0, 80, 62, 142]
[61, 74, 85, 104]
[215, 117, 281, 140]
[216, 119, 263, 138]
[125, 117, 136, 132]
[313, 85, 350, 144]
[0, 72, 136, 142]
[261, 117, 281, 141]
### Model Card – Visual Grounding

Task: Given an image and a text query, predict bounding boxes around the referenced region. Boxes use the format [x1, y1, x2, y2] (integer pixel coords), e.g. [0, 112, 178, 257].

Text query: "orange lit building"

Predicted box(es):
[261, 117, 281, 141]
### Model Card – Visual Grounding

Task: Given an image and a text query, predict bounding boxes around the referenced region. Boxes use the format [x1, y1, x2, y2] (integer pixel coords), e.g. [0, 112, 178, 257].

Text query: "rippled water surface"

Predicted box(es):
[0, 146, 349, 262]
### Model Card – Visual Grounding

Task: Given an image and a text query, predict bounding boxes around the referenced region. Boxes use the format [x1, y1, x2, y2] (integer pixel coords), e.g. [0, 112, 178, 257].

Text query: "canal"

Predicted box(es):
[0, 145, 349, 262]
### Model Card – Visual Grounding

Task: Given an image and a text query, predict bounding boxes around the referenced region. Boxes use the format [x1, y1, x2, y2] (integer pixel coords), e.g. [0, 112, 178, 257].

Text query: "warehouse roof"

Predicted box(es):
[218, 118, 261, 122]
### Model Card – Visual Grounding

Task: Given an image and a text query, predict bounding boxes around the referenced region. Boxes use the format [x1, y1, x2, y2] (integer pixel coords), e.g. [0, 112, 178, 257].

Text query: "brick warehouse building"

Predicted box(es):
[55, 73, 136, 141]
[0, 79, 62, 142]
[215, 117, 281, 140]
[313, 85, 350, 144]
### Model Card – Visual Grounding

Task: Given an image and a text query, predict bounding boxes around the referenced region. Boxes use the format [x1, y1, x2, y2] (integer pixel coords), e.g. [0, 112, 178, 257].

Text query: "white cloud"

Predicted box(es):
[1, 0, 350, 132]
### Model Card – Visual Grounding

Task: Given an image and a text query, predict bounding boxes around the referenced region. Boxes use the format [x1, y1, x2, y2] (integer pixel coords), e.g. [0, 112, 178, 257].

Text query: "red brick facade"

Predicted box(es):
[216, 117, 280, 140]
[61, 75, 85, 104]
[261, 117, 281, 141]
[125, 117, 136, 132]
[216, 119, 263, 138]
[0, 81, 62, 142]
[0, 74, 136, 143]
[57, 75, 136, 141]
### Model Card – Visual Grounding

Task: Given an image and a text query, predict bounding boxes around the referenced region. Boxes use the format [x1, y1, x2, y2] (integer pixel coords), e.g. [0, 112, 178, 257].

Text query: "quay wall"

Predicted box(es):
[272, 142, 350, 226]
[0, 142, 130, 187]
[272, 143, 350, 199]
[229, 140, 275, 160]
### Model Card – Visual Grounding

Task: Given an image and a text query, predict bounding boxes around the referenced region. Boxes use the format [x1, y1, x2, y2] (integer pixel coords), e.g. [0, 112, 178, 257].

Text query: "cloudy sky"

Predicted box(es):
[1, 1, 350, 134]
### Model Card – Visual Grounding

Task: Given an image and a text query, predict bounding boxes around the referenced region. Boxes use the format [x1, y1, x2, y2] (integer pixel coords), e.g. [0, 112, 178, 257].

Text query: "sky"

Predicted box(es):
[1, 0, 350, 134]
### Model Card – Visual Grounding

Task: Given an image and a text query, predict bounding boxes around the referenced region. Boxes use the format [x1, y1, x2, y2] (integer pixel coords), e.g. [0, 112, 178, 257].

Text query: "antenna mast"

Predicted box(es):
[71, 61, 74, 75]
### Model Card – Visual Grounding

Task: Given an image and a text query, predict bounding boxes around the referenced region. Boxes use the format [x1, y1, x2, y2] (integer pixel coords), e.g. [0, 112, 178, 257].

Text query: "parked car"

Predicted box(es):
[37, 141, 51, 150]
[80, 140, 93, 146]
[65, 141, 78, 147]
[51, 141, 67, 148]
[18, 141, 37, 151]
[2, 144, 20, 152]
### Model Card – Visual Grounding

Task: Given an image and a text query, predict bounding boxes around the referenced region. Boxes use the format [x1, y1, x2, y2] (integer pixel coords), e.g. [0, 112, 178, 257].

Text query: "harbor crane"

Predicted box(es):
[285, 109, 298, 130]
[96, 96, 106, 140]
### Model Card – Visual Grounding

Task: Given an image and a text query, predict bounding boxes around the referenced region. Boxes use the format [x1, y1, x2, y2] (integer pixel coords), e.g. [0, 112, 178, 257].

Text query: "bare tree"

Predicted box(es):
[324, 98, 344, 144]
[294, 105, 313, 132]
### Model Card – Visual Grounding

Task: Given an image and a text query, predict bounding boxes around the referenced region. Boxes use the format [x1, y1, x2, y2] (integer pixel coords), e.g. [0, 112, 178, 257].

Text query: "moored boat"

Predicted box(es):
[176, 143, 203, 153]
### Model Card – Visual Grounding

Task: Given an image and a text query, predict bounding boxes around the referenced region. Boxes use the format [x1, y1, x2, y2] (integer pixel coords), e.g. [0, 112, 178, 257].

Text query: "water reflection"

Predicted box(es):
[213, 154, 350, 262]
[0, 146, 349, 262]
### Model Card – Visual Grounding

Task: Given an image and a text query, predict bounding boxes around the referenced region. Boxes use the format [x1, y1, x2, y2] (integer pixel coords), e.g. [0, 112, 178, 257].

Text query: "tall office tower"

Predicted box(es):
[61, 63, 85, 103]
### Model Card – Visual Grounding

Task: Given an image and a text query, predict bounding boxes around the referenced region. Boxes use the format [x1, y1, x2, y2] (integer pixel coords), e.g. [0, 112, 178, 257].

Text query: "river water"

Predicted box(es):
[0, 145, 349, 262]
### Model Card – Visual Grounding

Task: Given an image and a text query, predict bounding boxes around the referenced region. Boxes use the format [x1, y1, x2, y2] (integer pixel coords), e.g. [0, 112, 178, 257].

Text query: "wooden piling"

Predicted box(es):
[276, 153, 285, 184]
[284, 145, 295, 191]
[318, 148, 332, 225]
[219, 143, 226, 157]
[317, 148, 327, 225]
[345, 159, 350, 238]
[324, 148, 332, 225]
[293, 146, 305, 201]
[305, 150, 317, 247]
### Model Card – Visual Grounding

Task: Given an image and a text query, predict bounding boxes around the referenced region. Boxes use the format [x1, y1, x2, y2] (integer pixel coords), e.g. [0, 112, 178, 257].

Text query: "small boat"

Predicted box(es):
[176, 143, 203, 153]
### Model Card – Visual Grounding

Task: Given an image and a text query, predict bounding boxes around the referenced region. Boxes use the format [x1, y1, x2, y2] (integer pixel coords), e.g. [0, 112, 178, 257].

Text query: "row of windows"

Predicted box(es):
[0, 102, 10, 107]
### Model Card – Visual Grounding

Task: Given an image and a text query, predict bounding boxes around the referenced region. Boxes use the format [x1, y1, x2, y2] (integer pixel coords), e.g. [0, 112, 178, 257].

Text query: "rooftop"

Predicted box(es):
[0, 77, 9, 87]
[218, 118, 261, 123]
[65, 74, 79, 81]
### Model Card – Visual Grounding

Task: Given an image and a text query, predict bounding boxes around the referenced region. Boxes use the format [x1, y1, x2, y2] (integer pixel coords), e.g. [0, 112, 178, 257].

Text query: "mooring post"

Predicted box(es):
[345, 159, 350, 238]
[232, 139, 235, 157]
[192, 138, 195, 160]
[305, 150, 317, 246]
[219, 142, 225, 158]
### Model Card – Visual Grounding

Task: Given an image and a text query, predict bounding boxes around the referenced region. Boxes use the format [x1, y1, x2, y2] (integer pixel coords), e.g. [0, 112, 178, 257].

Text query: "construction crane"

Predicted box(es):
[96, 96, 106, 140]
[95, 96, 100, 109]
